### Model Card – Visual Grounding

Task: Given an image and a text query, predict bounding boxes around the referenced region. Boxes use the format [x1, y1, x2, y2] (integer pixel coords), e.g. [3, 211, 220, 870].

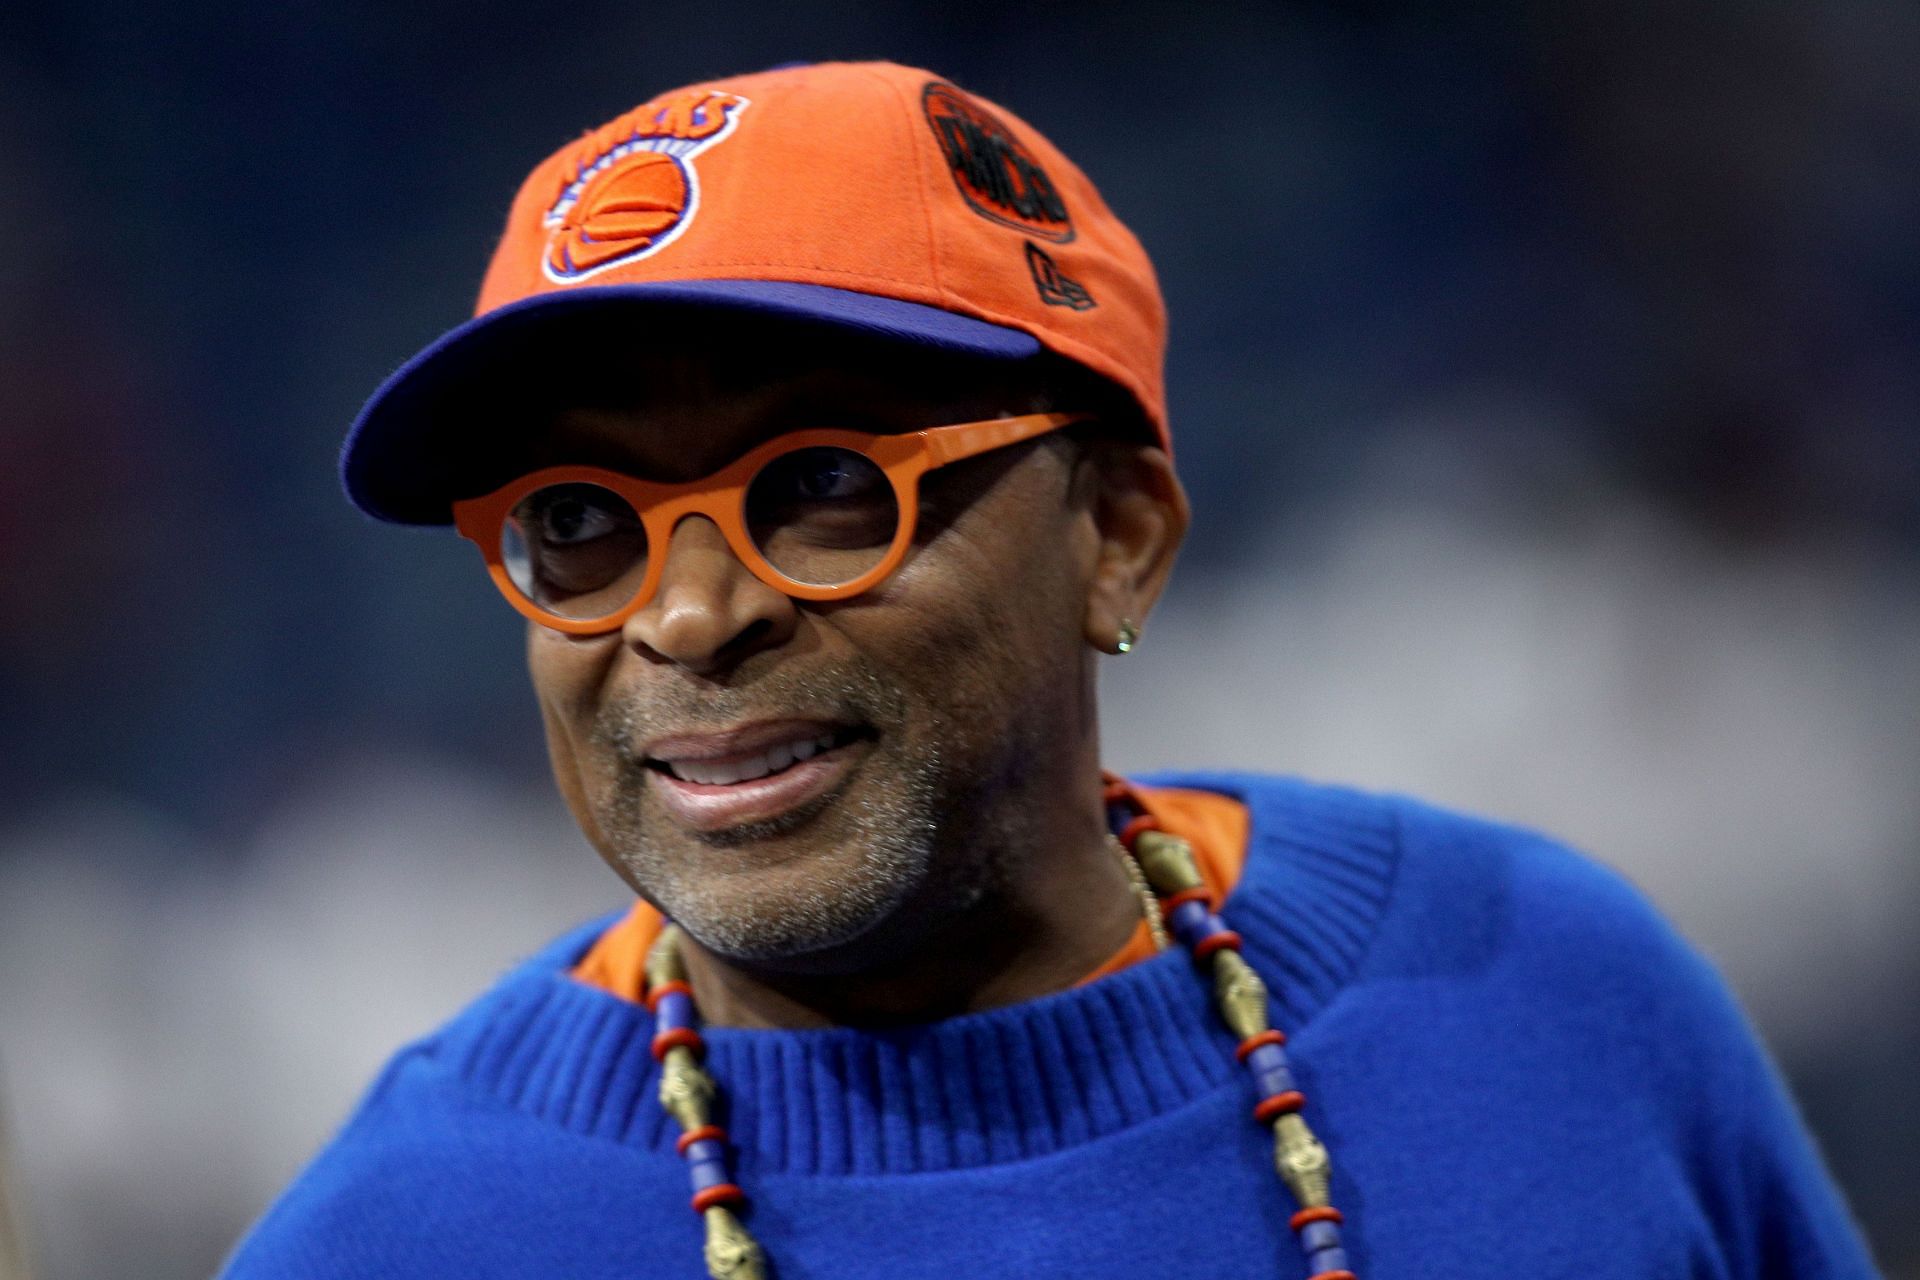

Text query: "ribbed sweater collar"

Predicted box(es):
[434, 773, 1399, 1176]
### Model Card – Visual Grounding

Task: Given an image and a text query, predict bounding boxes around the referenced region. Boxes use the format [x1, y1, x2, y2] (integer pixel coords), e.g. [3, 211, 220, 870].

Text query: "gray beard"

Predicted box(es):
[589, 658, 990, 965]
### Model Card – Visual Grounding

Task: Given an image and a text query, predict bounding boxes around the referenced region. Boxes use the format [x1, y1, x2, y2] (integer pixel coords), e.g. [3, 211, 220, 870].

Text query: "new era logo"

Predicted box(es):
[1025, 242, 1095, 310]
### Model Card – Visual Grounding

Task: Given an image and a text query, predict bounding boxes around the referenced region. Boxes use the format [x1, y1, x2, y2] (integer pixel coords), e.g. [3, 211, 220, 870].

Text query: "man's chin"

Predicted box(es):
[612, 793, 946, 968]
[649, 858, 923, 971]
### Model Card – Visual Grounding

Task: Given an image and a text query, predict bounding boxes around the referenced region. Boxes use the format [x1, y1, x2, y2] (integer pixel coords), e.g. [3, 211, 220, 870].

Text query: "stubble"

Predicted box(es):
[588, 655, 988, 965]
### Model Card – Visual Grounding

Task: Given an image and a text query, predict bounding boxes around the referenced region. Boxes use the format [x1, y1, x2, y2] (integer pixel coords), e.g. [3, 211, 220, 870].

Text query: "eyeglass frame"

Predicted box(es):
[450, 410, 1093, 635]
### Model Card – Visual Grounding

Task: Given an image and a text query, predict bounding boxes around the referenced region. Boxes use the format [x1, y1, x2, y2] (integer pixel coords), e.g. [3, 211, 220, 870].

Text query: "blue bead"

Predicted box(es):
[1167, 899, 1211, 945]
[683, 1138, 725, 1166]
[687, 1150, 731, 1193]
[1245, 1043, 1287, 1073]
[1245, 1043, 1296, 1097]
[1300, 1220, 1342, 1252]
[654, 991, 695, 1034]
[1172, 911, 1230, 950]
[1306, 1244, 1349, 1274]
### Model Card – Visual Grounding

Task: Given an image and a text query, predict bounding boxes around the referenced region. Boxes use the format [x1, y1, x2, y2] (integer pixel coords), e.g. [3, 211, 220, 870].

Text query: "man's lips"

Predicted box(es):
[641, 719, 873, 832]
[643, 719, 865, 777]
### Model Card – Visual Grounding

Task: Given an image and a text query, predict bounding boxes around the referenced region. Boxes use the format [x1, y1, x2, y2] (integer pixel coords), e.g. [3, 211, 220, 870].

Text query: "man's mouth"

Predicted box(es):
[645, 725, 868, 786]
[638, 720, 874, 833]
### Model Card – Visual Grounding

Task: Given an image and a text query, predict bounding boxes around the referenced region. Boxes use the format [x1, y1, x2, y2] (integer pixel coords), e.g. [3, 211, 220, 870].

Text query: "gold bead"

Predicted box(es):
[645, 923, 689, 990]
[658, 1045, 715, 1132]
[1131, 830, 1204, 895]
[1210, 948, 1270, 1040]
[1272, 1112, 1333, 1209]
[702, 1205, 767, 1279]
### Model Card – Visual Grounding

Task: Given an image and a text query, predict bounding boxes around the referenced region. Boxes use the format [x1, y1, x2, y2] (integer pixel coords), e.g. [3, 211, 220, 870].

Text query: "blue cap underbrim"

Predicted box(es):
[340, 280, 1044, 525]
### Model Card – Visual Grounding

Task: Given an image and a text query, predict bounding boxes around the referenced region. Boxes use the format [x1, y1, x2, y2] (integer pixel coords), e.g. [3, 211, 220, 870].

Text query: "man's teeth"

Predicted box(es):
[665, 731, 839, 785]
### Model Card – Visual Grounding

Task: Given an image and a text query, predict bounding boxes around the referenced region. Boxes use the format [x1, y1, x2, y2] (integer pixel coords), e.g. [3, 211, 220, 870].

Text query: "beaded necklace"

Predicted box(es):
[641, 787, 1359, 1280]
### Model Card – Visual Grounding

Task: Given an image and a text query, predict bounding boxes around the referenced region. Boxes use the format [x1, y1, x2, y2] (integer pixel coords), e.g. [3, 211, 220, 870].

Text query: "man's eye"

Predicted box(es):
[765, 448, 884, 503]
[538, 496, 619, 544]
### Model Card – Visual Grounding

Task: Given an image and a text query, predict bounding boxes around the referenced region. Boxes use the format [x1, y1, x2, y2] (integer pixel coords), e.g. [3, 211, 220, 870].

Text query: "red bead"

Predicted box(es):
[651, 1027, 704, 1062]
[1290, 1205, 1344, 1231]
[1192, 930, 1243, 961]
[675, 1124, 726, 1156]
[1235, 1029, 1288, 1062]
[691, 1183, 745, 1213]
[1308, 1272, 1357, 1280]
[1117, 814, 1161, 848]
[1254, 1090, 1306, 1122]
[1102, 780, 1132, 804]
[1161, 886, 1213, 916]
[644, 979, 693, 1012]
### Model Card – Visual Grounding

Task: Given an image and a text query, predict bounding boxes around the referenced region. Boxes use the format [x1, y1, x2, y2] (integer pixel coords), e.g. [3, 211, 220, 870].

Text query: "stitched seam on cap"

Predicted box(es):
[865, 66, 948, 309]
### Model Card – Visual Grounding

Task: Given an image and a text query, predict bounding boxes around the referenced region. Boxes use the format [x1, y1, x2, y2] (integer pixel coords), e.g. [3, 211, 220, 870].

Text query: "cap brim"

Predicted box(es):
[341, 280, 1045, 525]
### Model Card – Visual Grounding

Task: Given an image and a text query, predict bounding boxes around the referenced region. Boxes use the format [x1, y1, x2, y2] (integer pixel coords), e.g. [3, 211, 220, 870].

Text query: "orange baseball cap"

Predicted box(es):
[342, 60, 1167, 523]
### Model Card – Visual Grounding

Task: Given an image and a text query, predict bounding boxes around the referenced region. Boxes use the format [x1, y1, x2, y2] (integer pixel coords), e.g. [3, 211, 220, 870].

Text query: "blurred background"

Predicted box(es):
[2, 1, 1916, 1275]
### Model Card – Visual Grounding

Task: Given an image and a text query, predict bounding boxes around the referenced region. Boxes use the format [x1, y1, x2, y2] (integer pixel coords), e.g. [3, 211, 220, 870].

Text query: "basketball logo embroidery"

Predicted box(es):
[921, 82, 1073, 243]
[542, 89, 750, 283]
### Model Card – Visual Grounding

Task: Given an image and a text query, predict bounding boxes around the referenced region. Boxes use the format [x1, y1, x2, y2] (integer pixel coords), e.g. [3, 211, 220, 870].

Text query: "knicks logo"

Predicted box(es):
[922, 82, 1073, 243]
[542, 89, 750, 283]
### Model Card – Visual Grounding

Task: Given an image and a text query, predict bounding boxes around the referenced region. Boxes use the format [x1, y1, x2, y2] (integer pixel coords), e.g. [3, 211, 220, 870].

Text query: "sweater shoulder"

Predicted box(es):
[1310, 781, 1876, 1274]
[1385, 788, 1680, 957]
[1136, 770, 1726, 1033]
[1195, 773, 1772, 1121]
[1368, 787, 1724, 1016]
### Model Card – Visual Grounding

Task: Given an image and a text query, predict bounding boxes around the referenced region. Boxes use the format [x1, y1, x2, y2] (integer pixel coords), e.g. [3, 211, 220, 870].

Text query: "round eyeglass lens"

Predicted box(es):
[745, 446, 901, 588]
[503, 482, 649, 621]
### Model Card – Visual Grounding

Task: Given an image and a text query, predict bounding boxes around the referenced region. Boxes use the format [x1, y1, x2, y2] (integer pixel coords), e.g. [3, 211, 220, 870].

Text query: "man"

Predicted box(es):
[223, 61, 1877, 1278]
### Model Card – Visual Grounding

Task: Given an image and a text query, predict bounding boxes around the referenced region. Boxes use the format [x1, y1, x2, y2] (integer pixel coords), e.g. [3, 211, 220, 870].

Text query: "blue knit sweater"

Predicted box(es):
[222, 774, 1878, 1277]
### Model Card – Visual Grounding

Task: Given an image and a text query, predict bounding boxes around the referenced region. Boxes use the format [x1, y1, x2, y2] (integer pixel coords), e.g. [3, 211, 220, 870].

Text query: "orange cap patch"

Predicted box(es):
[921, 82, 1073, 244]
[541, 89, 749, 283]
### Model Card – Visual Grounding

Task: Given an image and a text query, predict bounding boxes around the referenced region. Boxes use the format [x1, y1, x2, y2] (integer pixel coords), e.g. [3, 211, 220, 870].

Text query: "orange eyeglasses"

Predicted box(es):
[451, 411, 1090, 635]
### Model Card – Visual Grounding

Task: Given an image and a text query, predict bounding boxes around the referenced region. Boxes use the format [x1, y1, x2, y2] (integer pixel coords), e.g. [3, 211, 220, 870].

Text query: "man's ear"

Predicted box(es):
[1079, 441, 1190, 653]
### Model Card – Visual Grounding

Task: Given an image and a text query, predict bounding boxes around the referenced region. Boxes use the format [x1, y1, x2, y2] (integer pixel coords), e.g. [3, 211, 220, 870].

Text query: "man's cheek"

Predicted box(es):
[900, 609, 1031, 746]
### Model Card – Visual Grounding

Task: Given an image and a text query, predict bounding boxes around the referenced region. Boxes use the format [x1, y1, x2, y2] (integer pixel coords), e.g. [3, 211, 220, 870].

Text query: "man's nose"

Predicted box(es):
[620, 515, 798, 673]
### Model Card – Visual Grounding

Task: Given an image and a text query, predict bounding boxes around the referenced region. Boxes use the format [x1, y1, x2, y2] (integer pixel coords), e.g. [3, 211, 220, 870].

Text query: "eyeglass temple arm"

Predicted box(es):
[919, 412, 1091, 470]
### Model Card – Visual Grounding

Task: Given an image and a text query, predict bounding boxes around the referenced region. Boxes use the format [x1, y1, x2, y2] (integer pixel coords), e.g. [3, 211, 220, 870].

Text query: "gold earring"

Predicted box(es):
[1114, 619, 1139, 654]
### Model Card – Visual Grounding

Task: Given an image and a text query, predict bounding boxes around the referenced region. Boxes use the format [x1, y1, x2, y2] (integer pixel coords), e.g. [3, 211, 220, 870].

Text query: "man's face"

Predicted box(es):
[517, 327, 1111, 973]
